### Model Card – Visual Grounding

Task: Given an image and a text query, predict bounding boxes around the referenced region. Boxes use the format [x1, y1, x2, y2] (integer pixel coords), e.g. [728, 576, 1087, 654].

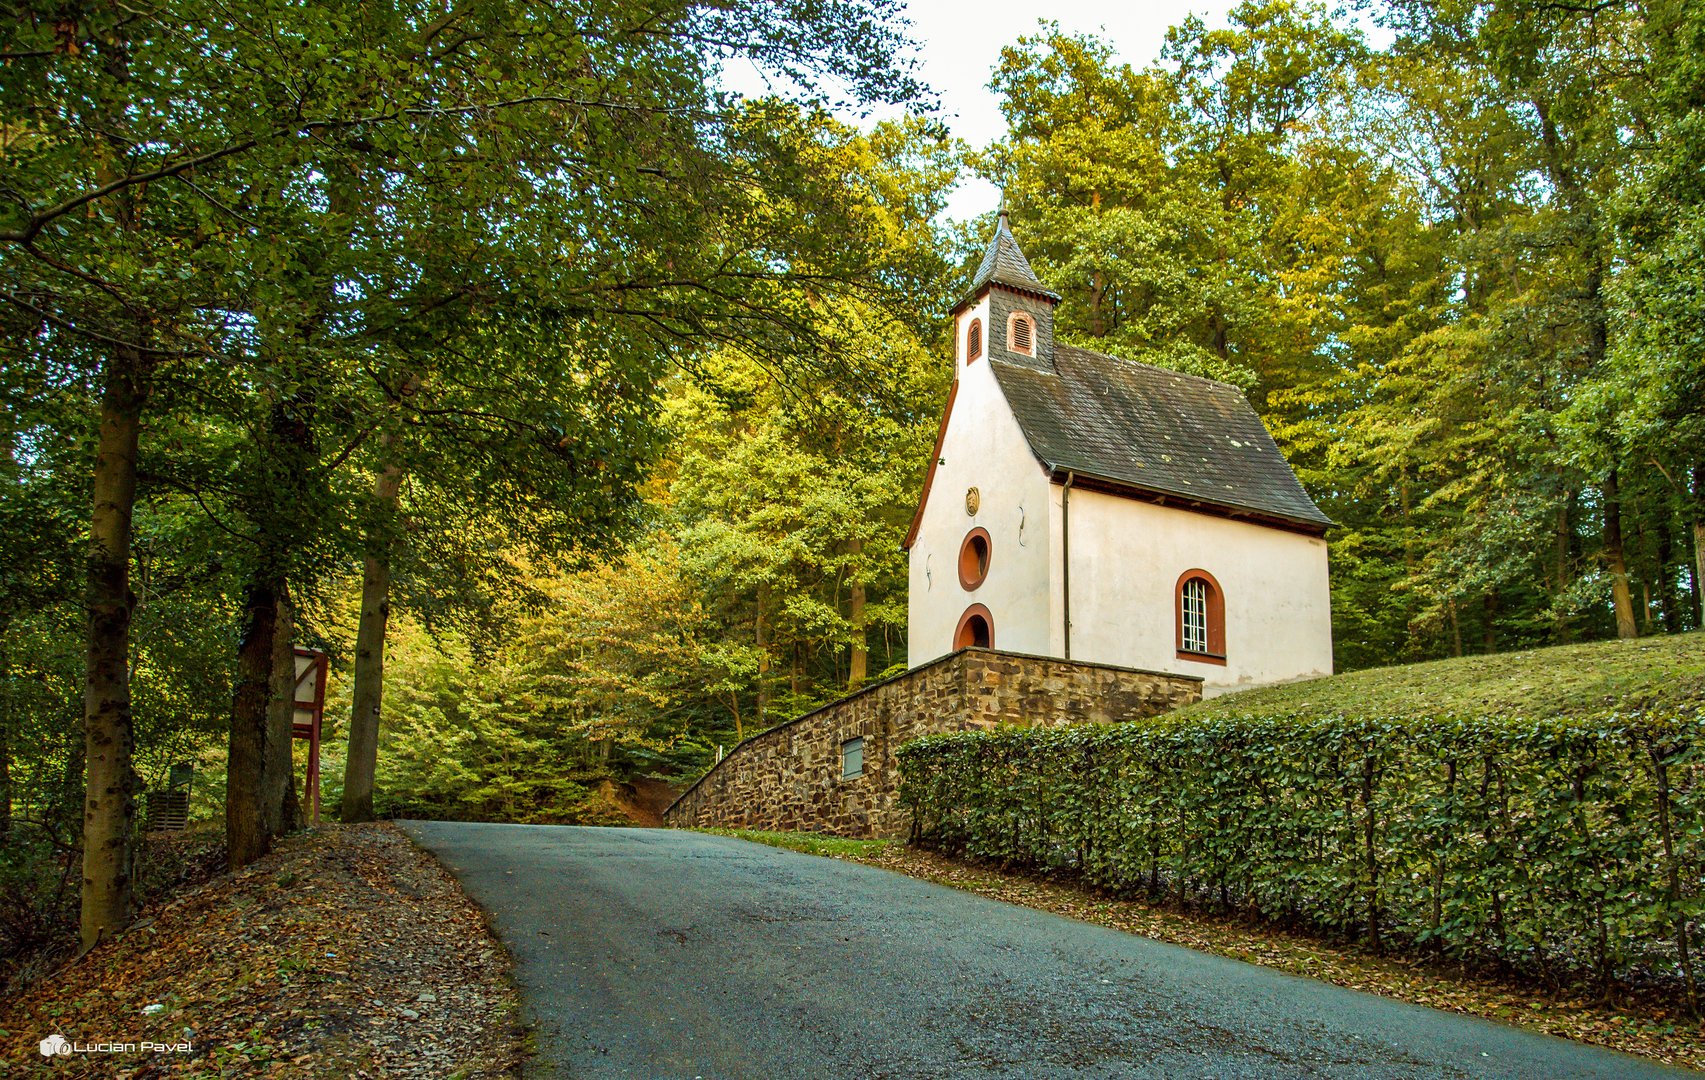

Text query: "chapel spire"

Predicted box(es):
[968, 207, 1059, 301]
[954, 208, 1060, 372]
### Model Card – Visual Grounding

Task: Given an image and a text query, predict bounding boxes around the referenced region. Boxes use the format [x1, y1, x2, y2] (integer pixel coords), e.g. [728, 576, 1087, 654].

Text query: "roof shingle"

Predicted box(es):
[990, 346, 1333, 531]
[964, 211, 1060, 304]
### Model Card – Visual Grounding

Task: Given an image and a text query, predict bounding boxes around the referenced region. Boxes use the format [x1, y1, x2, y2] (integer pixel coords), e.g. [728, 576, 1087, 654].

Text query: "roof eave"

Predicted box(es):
[1048, 466, 1333, 537]
[949, 279, 1064, 316]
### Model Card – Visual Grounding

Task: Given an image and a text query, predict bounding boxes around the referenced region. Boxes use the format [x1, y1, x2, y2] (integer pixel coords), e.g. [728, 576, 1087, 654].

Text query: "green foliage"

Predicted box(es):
[987, 0, 1704, 666]
[305, 114, 959, 812]
[667, 296, 946, 722]
[336, 603, 673, 823]
[900, 694, 1705, 1001]
[349, 283, 951, 809]
[0, 0, 937, 864]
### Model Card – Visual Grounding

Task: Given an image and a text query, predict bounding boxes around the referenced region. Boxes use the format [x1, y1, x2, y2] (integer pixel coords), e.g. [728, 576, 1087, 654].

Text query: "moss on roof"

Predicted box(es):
[1175, 631, 1705, 722]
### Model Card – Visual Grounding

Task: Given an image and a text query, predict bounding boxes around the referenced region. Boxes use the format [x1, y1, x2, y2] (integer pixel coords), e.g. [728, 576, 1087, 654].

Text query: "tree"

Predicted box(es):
[1598, 0, 1705, 623]
[989, 0, 1699, 664]
[3, 0, 927, 940]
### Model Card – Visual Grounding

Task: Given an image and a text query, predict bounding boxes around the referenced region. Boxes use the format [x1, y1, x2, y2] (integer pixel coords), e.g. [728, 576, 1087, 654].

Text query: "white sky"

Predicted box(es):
[895, 0, 1239, 219]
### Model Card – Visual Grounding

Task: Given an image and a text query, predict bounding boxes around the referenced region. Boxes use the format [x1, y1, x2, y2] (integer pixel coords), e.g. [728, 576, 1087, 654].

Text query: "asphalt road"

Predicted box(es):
[398, 822, 1692, 1079]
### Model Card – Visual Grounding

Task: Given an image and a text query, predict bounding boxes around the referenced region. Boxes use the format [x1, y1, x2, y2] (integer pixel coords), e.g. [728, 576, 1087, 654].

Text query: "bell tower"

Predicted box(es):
[952, 209, 1060, 373]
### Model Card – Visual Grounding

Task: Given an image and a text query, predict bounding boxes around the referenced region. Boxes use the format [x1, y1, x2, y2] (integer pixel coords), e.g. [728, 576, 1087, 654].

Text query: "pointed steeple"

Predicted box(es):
[968, 208, 1059, 301]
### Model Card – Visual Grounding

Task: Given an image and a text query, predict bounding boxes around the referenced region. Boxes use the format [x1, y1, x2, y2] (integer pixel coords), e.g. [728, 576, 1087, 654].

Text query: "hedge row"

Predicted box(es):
[897, 711, 1705, 1005]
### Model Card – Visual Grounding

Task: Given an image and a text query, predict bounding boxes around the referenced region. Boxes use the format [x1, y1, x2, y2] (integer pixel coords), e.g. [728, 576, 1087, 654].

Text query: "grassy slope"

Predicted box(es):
[1181, 630, 1705, 720]
[698, 827, 893, 858]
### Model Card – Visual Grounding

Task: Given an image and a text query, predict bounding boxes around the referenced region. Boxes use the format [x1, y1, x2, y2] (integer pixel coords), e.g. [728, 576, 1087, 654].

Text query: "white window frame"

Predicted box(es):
[1181, 578, 1209, 654]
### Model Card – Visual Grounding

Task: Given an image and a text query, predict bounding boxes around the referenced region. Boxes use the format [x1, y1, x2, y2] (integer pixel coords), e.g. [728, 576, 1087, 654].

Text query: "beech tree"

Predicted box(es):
[3, 0, 924, 943]
[985, 0, 1698, 663]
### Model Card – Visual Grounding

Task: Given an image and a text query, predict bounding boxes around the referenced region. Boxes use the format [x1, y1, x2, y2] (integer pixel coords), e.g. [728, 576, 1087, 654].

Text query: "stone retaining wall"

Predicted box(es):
[663, 648, 1201, 838]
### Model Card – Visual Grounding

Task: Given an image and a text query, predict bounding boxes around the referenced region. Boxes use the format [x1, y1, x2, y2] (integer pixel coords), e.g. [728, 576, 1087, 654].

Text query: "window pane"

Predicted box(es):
[1183, 579, 1208, 653]
[842, 736, 864, 778]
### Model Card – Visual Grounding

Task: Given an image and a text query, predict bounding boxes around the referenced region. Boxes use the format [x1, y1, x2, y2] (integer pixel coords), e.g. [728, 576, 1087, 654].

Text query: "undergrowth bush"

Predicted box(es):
[899, 708, 1705, 1006]
[0, 824, 225, 996]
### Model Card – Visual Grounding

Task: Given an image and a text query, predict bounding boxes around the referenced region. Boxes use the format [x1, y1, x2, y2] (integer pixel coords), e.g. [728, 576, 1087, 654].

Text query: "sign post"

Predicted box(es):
[292, 648, 329, 825]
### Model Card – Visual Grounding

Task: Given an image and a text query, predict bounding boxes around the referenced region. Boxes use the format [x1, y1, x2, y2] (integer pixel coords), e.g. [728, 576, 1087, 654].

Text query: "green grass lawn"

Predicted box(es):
[1181, 629, 1705, 720]
[698, 827, 895, 858]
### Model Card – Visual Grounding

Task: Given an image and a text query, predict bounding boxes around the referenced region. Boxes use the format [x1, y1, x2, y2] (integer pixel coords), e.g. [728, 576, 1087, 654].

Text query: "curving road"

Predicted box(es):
[398, 822, 1692, 1079]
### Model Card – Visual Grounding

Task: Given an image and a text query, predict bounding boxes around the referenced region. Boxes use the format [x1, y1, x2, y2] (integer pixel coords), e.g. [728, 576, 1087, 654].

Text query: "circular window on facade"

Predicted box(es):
[958, 527, 991, 590]
[954, 604, 994, 650]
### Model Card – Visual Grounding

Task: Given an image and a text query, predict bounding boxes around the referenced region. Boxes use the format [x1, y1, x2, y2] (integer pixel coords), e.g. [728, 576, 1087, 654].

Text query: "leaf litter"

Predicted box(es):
[0, 823, 522, 1078]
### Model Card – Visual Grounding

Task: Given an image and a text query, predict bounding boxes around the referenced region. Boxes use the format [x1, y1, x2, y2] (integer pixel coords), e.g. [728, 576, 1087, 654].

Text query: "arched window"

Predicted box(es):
[1175, 570, 1226, 664]
[966, 318, 982, 363]
[1008, 311, 1035, 356]
[954, 604, 994, 651]
[958, 527, 991, 590]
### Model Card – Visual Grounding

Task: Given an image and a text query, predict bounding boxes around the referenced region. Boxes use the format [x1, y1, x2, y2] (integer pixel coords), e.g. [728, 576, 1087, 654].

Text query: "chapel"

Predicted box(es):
[903, 211, 1334, 696]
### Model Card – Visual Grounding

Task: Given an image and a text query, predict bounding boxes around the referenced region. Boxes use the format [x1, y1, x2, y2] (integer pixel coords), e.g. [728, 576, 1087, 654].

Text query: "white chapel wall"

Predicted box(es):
[907, 297, 1054, 667]
[1055, 488, 1334, 695]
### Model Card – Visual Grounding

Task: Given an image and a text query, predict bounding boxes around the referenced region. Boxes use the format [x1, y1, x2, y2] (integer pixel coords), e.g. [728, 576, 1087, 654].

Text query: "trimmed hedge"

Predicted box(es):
[898, 709, 1705, 1005]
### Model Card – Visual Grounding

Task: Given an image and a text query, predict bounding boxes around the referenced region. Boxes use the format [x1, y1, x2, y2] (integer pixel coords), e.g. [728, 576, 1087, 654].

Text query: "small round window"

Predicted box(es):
[958, 527, 991, 590]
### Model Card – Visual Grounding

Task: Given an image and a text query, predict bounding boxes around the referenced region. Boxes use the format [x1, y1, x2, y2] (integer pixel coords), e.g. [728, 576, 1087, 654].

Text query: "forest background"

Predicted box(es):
[2, 0, 1701, 957]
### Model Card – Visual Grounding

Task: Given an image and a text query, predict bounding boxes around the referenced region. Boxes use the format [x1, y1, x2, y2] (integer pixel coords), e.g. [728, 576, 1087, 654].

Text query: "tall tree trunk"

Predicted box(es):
[228, 576, 278, 868]
[228, 319, 318, 865]
[0, 714, 9, 837]
[1604, 470, 1639, 639]
[755, 582, 770, 728]
[1655, 527, 1679, 632]
[79, 26, 149, 950]
[1694, 519, 1705, 629]
[266, 587, 301, 834]
[343, 451, 406, 823]
[1555, 492, 1574, 643]
[847, 538, 867, 690]
[1087, 271, 1108, 338]
[1399, 469, 1414, 571]
[81, 346, 145, 949]
[1692, 467, 1705, 629]
[0, 430, 13, 836]
[1482, 591, 1498, 654]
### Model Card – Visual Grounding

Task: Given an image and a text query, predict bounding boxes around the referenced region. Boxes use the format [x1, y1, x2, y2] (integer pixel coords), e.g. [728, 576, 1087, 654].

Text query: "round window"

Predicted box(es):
[958, 528, 991, 590]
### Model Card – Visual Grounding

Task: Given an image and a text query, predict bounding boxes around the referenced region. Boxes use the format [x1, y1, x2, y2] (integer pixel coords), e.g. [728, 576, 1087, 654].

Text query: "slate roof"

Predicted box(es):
[958, 210, 1060, 308]
[990, 347, 1334, 531]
